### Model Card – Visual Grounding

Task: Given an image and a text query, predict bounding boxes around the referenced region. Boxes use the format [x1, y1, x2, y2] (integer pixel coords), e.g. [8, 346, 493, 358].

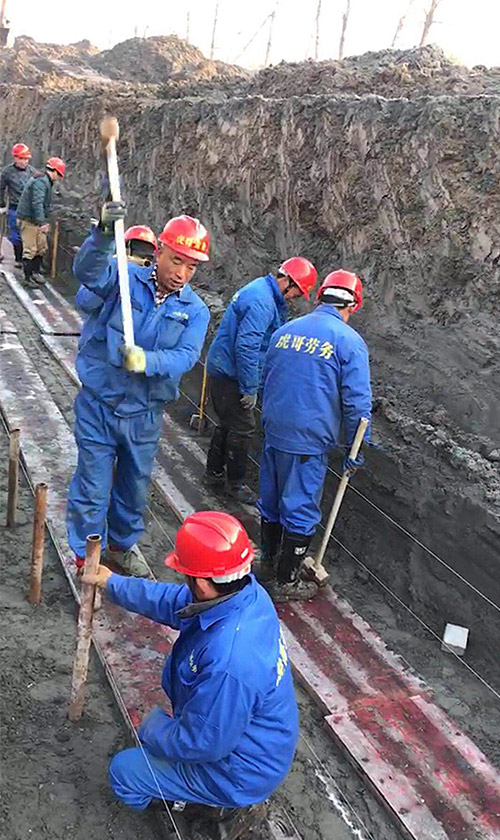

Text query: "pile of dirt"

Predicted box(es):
[91, 34, 249, 85]
[250, 44, 500, 99]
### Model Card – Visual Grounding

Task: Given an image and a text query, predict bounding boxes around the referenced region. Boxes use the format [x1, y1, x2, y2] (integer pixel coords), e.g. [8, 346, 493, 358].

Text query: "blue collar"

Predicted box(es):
[316, 303, 344, 321]
[266, 273, 287, 310]
[198, 575, 256, 630]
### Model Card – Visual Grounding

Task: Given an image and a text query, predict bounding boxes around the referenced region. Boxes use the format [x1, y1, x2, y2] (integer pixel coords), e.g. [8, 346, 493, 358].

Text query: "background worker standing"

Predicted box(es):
[204, 257, 317, 503]
[257, 270, 372, 601]
[16, 155, 66, 286]
[83, 511, 299, 835]
[67, 205, 210, 577]
[0, 143, 37, 266]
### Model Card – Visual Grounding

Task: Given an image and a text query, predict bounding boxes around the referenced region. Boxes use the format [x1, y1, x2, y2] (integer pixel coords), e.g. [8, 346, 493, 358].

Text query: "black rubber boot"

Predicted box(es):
[253, 519, 283, 583]
[225, 431, 255, 503]
[13, 241, 23, 266]
[203, 426, 228, 491]
[31, 254, 46, 285]
[267, 531, 318, 601]
[22, 258, 37, 288]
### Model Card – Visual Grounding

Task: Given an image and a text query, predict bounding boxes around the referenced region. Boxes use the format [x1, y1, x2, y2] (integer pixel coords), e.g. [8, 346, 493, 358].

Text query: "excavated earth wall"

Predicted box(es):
[1, 62, 499, 665]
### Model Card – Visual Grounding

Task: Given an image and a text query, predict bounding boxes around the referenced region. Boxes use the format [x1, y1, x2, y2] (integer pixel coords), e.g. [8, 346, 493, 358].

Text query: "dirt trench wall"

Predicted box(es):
[1, 83, 500, 661]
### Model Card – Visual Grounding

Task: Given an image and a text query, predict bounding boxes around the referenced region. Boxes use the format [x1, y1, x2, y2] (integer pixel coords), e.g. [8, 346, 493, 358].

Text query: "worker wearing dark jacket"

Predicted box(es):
[16, 156, 66, 286]
[0, 143, 37, 266]
[83, 511, 299, 832]
[67, 206, 210, 578]
[205, 258, 317, 503]
[258, 270, 372, 601]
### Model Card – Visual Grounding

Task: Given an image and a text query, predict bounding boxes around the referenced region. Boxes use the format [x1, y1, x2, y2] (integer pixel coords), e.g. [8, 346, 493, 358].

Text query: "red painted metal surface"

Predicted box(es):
[4, 288, 500, 840]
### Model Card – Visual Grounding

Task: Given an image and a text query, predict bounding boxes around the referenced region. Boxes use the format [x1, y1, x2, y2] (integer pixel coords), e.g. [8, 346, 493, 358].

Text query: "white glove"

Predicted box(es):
[0, 207, 7, 215]
[240, 393, 258, 410]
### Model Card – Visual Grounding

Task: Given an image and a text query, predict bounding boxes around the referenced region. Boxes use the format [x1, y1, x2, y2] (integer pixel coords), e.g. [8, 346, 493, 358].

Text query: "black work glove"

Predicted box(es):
[99, 199, 126, 234]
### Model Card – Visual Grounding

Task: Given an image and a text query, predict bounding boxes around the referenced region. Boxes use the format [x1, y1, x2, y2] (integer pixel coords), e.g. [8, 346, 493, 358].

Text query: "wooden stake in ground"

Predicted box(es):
[6, 427, 20, 528]
[419, 0, 441, 46]
[338, 0, 351, 60]
[50, 220, 60, 280]
[68, 534, 102, 722]
[28, 482, 48, 605]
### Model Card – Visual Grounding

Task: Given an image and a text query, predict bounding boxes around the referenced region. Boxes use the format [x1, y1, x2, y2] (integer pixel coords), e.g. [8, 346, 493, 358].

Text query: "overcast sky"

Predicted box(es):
[8, 0, 500, 69]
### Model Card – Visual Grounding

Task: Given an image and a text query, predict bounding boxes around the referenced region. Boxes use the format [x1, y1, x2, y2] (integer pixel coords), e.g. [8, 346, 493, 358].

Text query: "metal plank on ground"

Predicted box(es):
[2, 269, 81, 335]
[0, 333, 175, 726]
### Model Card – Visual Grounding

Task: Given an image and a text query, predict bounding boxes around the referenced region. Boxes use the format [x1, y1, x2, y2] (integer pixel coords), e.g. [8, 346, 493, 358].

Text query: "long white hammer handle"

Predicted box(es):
[314, 417, 369, 571]
[101, 118, 135, 349]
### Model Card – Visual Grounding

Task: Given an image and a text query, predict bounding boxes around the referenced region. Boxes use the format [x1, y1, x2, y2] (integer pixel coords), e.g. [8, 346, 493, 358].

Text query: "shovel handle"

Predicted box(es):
[314, 417, 369, 571]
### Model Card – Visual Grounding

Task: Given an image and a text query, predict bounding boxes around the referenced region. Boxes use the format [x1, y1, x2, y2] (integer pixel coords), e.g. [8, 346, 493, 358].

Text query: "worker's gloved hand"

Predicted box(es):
[342, 450, 364, 477]
[240, 393, 258, 410]
[40, 223, 50, 234]
[0, 206, 7, 215]
[138, 707, 172, 757]
[99, 199, 126, 234]
[120, 344, 147, 373]
[82, 564, 113, 589]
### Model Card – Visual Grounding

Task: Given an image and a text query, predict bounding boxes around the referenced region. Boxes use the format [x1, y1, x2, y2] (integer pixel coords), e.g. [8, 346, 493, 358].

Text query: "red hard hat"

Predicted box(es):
[165, 511, 254, 582]
[124, 225, 158, 250]
[12, 143, 31, 159]
[317, 269, 363, 312]
[279, 257, 318, 300]
[158, 215, 210, 262]
[46, 157, 66, 177]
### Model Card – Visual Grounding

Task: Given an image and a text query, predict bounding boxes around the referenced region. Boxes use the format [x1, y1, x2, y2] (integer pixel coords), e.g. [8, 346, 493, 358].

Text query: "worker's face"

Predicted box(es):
[277, 275, 304, 302]
[156, 244, 198, 293]
[14, 156, 29, 169]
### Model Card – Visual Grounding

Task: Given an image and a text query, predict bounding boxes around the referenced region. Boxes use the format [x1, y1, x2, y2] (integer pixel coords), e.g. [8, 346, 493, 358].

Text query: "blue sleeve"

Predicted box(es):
[144, 304, 210, 380]
[138, 671, 255, 763]
[234, 303, 274, 394]
[73, 226, 117, 297]
[106, 574, 191, 629]
[31, 178, 47, 224]
[74, 284, 106, 314]
[339, 337, 372, 446]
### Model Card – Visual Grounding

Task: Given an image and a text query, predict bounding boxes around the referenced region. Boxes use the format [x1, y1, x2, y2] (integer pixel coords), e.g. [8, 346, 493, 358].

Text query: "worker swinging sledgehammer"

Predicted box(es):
[66, 205, 210, 577]
[82, 512, 299, 837]
[204, 257, 318, 503]
[255, 270, 372, 601]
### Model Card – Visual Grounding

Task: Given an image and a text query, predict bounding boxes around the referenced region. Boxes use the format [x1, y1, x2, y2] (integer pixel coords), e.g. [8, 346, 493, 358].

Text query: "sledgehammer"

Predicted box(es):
[100, 117, 134, 348]
[302, 417, 369, 587]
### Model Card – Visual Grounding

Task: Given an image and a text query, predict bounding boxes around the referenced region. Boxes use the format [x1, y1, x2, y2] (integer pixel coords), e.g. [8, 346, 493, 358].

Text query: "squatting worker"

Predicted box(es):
[16, 156, 66, 287]
[83, 511, 299, 832]
[204, 258, 317, 503]
[0, 143, 37, 267]
[257, 270, 372, 601]
[67, 200, 210, 578]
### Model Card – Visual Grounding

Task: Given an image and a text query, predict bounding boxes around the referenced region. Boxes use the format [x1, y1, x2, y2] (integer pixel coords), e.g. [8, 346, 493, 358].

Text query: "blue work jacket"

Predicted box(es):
[107, 573, 299, 806]
[262, 304, 372, 454]
[73, 227, 210, 417]
[207, 274, 287, 395]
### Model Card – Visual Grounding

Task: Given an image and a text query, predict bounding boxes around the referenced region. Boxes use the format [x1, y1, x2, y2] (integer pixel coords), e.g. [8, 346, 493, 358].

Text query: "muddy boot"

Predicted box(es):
[252, 519, 282, 583]
[13, 241, 23, 267]
[31, 255, 46, 286]
[22, 258, 38, 288]
[188, 803, 269, 840]
[225, 431, 255, 504]
[266, 532, 318, 601]
[105, 544, 152, 578]
[203, 426, 228, 492]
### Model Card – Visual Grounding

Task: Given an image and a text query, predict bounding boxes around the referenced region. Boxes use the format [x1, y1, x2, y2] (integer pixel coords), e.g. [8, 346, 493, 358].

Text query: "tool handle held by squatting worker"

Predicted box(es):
[100, 117, 134, 349]
[314, 417, 369, 572]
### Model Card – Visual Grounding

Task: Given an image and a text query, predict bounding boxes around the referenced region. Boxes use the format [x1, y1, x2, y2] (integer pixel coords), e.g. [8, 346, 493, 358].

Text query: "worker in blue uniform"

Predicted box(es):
[67, 205, 210, 577]
[83, 511, 299, 835]
[258, 270, 372, 601]
[204, 257, 317, 503]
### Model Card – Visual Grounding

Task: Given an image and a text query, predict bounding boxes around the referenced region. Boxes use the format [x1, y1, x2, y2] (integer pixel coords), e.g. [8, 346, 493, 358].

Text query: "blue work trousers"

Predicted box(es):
[67, 388, 162, 557]
[110, 747, 237, 811]
[8, 208, 21, 245]
[258, 444, 328, 536]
